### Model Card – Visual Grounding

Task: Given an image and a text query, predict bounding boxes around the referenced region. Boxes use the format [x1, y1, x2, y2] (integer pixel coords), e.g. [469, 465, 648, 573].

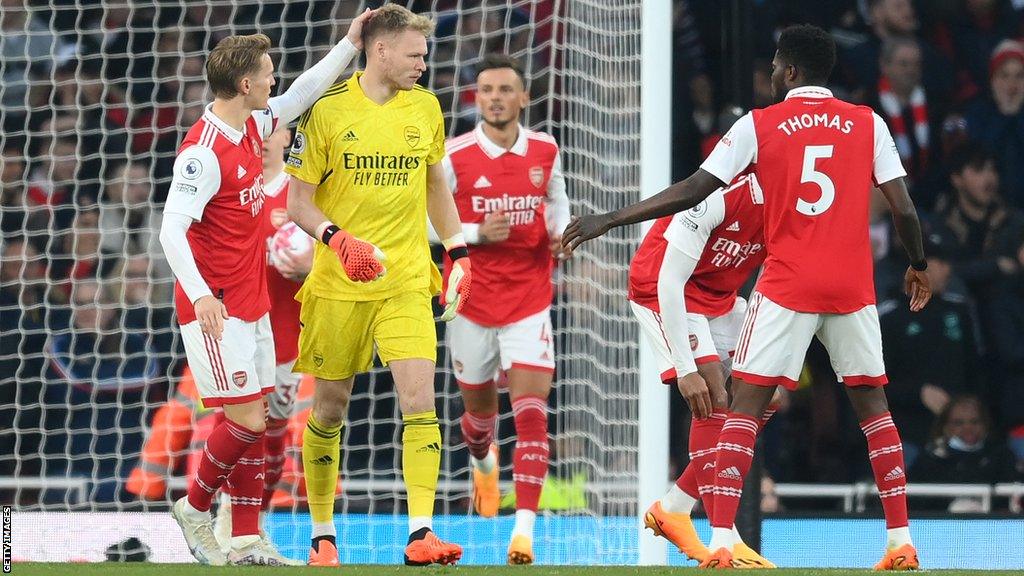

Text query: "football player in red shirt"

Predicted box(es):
[212, 125, 314, 549]
[627, 174, 774, 568]
[159, 10, 374, 566]
[565, 25, 930, 570]
[438, 54, 570, 565]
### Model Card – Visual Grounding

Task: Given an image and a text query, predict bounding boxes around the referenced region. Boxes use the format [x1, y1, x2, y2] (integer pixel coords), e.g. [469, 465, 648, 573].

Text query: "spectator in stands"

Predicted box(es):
[881, 230, 983, 467]
[0, 238, 48, 477]
[44, 278, 156, 501]
[178, 82, 208, 130]
[0, 0, 74, 131]
[98, 161, 163, 256]
[910, 396, 1020, 510]
[930, 0, 1020, 104]
[48, 207, 120, 304]
[965, 40, 1024, 209]
[25, 133, 79, 212]
[934, 143, 1024, 301]
[0, 147, 47, 249]
[840, 0, 952, 106]
[76, 4, 158, 103]
[117, 253, 175, 370]
[48, 278, 157, 391]
[987, 230, 1024, 465]
[869, 38, 943, 206]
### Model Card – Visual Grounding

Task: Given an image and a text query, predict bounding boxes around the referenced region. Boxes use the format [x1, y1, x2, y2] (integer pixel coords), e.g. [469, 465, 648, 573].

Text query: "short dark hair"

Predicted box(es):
[776, 24, 836, 84]
[948, 142, 996, 175]
[477, 54, 526, 88]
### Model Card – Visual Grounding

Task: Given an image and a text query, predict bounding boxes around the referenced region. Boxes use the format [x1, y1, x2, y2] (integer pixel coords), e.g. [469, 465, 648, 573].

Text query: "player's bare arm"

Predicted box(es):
[428, 162, 474, 321]
[563, 168, 724, 251]
[426, 162, 463, 245]
[877, 177, 931, 312]
[286, 176, 384, 282]
[287, 177, 328, 241]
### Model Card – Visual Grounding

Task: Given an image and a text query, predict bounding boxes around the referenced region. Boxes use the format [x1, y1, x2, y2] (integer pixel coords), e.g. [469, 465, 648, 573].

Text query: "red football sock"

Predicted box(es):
[460, 409, 497, 462]
[761, 401, 780, 427]
[710, 413, 759, 529]
[511, 395, 550, 513]
[262, 417, 289, 510]
[861, 412, 909, 529]
[674, 460, 699, 500]
[225, 432, 265, 538]
[689, 410, 727, 517]
[187, 419, 263, 513]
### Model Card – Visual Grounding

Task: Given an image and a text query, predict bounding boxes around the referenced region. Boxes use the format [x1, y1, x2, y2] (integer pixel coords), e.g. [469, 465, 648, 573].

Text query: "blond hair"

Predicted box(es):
[206, 33, 272, 99]
[362, 4, 435, 45]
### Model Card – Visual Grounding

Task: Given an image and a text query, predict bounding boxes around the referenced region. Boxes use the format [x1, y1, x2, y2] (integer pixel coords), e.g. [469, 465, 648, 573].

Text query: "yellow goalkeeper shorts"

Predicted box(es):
[293, 289, 437, 381]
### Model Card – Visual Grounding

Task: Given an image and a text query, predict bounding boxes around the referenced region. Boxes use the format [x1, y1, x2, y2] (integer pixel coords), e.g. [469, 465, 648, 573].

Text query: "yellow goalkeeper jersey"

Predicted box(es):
[286, 72, 444, 301]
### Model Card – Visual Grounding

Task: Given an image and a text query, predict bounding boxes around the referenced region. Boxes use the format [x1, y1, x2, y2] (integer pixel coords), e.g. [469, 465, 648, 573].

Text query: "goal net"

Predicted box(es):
[0, 0, 645, 565]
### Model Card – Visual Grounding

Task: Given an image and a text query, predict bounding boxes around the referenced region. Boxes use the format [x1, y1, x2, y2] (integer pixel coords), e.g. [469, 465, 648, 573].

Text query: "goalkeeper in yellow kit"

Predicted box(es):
[285, 5, 470, 567]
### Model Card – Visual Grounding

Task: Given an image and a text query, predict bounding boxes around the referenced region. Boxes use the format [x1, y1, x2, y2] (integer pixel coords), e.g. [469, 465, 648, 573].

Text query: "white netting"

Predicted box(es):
[0, 0, 643, 564]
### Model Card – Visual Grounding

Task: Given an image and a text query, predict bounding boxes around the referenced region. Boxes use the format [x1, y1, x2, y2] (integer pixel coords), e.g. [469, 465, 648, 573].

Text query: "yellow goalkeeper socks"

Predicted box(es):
[402, 410, 441, 523]
[303, 414, 342, 532]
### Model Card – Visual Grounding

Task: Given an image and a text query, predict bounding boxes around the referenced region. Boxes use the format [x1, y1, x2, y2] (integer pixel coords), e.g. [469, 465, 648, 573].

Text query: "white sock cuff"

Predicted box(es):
[312, 522, 336, 538]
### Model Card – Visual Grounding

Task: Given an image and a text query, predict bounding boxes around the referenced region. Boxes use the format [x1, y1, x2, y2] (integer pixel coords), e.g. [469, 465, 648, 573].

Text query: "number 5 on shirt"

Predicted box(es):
[797, 145, 835, 216]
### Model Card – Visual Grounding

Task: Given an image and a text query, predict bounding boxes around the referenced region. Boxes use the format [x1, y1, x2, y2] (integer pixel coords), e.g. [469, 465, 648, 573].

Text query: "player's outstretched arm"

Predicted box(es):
[878, 177, 931, 312]
[267, 8, 374, 126]
[657, 246, 711, 418]
[427, 163, 472, 321]
[562, 169, 724, 251]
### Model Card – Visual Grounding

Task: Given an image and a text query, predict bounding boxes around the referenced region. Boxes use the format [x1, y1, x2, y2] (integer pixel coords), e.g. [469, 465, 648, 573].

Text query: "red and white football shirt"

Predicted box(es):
[165, 105, 279, 325]
[442, 124, 568, 327]
[259, 172, 301, 365]
[628, 174, 766, 316]
[700, 86, 906, 313]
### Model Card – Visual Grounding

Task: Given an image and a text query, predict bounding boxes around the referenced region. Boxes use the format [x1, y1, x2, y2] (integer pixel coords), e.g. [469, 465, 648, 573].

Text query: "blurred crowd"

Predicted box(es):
[0, 0, 1022, 512]
[669, 0, 1024, 510]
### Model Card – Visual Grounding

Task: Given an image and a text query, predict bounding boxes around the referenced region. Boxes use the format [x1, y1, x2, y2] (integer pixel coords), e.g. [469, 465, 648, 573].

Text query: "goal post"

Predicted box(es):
[637, 0, 674, 566]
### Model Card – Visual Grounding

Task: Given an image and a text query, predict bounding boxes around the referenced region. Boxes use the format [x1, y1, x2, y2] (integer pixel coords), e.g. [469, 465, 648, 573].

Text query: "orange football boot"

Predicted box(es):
[472, 444, 500, 517]
[873, 544, 919, 571]
[643, 501, 710, 562]
[698, 547, 734, 569]
[307, 539, 340, 567]
[404, 530, 462, 566]
[507, 534, 534, 565]
[732, 542, 776, 569]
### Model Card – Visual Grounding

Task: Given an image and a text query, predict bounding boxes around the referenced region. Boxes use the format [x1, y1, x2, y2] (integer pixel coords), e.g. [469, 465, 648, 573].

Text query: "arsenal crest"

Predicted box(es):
[529, 166, 544, 188]
[270, 208, 289, 228]
[232, 371, 248, 388]
[405, 126, 421, 148]
[689, 334, 699, 351]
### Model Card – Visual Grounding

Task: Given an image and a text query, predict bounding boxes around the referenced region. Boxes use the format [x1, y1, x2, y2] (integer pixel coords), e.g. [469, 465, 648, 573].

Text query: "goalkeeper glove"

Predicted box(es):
[439, 235, 471, 322]
[321, 224, 386, 282]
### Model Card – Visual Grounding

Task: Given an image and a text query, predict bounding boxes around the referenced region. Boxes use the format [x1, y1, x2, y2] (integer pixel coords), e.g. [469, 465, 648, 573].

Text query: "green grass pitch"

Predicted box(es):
[10, 565, 1023, 576]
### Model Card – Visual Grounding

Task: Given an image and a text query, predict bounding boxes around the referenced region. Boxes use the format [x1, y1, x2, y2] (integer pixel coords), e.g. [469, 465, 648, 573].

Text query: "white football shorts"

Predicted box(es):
[266, 359, 301, 420]
[630, 297, 747, 383]
[732, 291, 886, 389]
[447, 308, 555, 388]
[179, 314, 275, 407]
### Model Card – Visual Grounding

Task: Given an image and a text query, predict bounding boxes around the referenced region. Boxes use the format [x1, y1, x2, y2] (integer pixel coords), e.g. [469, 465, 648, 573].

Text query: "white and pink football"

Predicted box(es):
[270, 221, 314, 267]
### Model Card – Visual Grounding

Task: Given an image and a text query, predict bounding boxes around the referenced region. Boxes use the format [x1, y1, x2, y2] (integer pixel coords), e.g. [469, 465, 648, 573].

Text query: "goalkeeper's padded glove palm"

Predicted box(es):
[327, 229, 386, 282]
[439, 256, 471, 321]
